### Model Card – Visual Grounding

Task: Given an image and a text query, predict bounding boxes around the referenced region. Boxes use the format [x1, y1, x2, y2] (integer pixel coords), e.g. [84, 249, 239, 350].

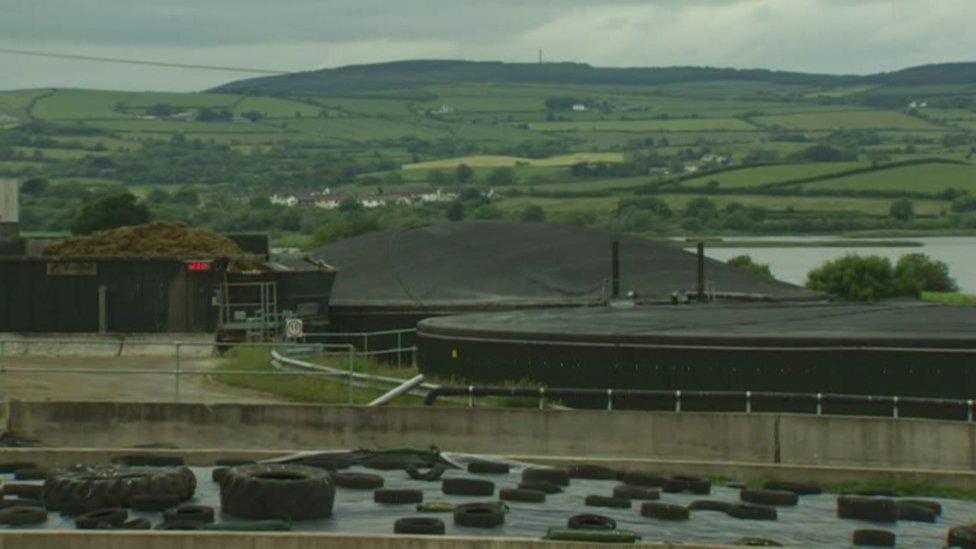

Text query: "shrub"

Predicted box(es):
[70, 193, 150, 235]
[726, 255, 774, 280]
[806, 255, 899, 301]
[894, 253, 957, 294]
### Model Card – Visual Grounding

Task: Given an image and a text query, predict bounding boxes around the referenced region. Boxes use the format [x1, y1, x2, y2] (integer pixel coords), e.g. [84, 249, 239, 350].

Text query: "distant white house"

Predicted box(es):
[0, 114, 19, 125]
[170, 111, 197, 122]
[418, 189, 459, 203]
[429, 105, 456, 116]
[572, 104, 588, 112]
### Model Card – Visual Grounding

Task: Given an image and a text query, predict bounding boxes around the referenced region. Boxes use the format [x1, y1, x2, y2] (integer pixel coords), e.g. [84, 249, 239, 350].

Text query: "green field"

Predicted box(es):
[791, 163, 976, 194]
[530, 118, 755, 132]
[755, 110, 942, 131]
[404, 152, 625, 170]
[680, 162, 869, 189]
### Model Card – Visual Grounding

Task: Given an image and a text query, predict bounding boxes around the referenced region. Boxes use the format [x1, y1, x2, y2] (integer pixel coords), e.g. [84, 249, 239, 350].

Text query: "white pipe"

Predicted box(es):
[368, 375, 428, 407]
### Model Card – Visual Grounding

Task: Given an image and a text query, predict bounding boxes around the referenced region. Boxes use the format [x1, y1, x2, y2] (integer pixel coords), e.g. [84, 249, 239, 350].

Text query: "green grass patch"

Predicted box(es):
[680, 162, 869, 189]
[530, 118, 755, 132]
[922, 292, 976, 304]
[755, 110, 941, 131]
[791, 162, 976, 195]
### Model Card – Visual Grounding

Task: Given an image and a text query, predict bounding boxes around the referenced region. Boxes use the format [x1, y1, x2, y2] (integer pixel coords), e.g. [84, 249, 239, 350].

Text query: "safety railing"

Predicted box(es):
[302, 329, 418, 367]
[423, 386, 976, 421]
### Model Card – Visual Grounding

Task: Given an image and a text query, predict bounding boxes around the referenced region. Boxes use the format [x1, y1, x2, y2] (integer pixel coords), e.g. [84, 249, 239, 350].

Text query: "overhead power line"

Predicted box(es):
[0, 47, 291, 75]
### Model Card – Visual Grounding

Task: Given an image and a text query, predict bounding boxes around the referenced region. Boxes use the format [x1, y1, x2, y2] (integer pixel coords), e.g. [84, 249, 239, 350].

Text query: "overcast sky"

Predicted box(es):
[2, 0, 975, 92]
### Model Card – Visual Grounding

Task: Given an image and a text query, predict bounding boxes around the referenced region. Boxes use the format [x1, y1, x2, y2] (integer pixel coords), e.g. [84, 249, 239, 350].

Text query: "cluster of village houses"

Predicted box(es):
[269, 188, 482, 209]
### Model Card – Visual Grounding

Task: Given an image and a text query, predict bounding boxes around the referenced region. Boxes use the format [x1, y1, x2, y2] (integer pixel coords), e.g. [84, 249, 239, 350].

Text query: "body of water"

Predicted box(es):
[687, 236, 976, 294]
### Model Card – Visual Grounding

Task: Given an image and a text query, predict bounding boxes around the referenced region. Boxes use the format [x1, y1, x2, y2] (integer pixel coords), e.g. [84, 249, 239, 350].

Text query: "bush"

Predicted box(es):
[894, 253, 957, 293]
[726, 255, 774, 280]
[70, 193, 150, 235]
[806, 253, 957, 301]
[518, 205, 546, 223]
[889, 199, 914, 222]
[684, 197, 718, 220]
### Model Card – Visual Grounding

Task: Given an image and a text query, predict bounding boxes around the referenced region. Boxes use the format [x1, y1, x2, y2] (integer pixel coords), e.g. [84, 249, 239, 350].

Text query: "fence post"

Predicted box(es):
[675, 390, 681, 413]
[606, 389, 613, 411]
[969, 400, 973, 422]
[468, 386, 474, 408]
[816, 393, 822, 415]
[347, 347, 354, 405]
[174, 341, 182, 403]
[892, 396, 899, 419]
[745, 391, 752, 413]
[538, 387, 545, 410]
[397, 332, 402, 368]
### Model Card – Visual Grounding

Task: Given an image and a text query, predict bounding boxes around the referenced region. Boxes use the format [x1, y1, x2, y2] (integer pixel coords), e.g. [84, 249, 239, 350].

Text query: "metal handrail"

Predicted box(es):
[422, 386, 976, 421]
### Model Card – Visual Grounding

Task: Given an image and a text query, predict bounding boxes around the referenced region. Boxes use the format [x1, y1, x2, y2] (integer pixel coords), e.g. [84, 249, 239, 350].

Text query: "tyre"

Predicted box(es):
[619, 472, 668, 488]
[613, 484, 660, 501]
[467, 461, 510, 475]
[568, 464, 616, 480]
[740, 489, 799, 507]
[728, 503, 777, 521]
[640, 502, 689, 521]
[364, 455, 416, 471]
[837, 496, 897, 523]
[895, 502, 937, 523]
[57, 499, 102, 516]
[0, 506, 47, 525]
[130, 493, 180, 512]
[212, 467, 228, 484]
[499, 488, 545, 503]
[762, 481, 822, 496]
[689, 500, 734, 513]
[76, 508, 127, 529]
[518, 481, 562, 494]
[112, 455, 185, 467]
[584, 495, 631, 509]
[4, 483, 43, 499]
[442, 477, 494, 496]
[374, 489, 424, 505]
[0, 462, 37, 474]
[333, 472, 384, 490]
[522, 467, 569, 487]
[394, 517, 445, 535]
[948, 525, 976, 548]
[43, 466, 196, 510]
[406, 465, 447, 482]
[734, 538, 783, 547]
[1, 498, 43, 508]
[670, 475, 711, 495]
[567, 513, 616, 531]
[220, 464, 335, 521]
[163, 505, 215, 524]
[14, 468, 48, 481]
[899, 499, 941, 516]
[454, 502, 505, 528]
[119, 517, 152, 530]
[853, 529, 896, 547]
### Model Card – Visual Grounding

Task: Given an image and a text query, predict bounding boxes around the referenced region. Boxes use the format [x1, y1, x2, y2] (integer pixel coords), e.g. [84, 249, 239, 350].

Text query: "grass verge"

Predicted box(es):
[922, 292, 976, 305]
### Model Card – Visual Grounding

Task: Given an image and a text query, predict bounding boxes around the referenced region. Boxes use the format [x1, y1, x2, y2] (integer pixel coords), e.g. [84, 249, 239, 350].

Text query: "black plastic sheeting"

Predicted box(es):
[7, 452, 974, 547]
[312, 222, 820, 307]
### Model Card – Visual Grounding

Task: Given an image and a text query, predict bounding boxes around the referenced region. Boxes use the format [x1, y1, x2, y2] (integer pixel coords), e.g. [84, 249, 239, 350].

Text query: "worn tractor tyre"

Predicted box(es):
[729, 503, 777, 521]
[741, 489, 799, 507]
[568, 464, 616, 480]
[118, 517, 152, 530]
[499, 488, 545, 503]
[111, 455, 186, 467]
[837, 496, 898, 523]
[406, 465, 447, 482]
[853, 529, 896, 547]
[619, 472, 668, 488]
[3, 483, 44, 499]
[163, 505, 215, 524]
[734, 538, 783, 547]
[57, 499, 103, 516]
[43, 466, 196, 511]
[613, 484, 660, 501]
[453, 503, 505, 528]
[75, 508, 127, 529]
[333, 472, 384, 490]
[220, 464, 335, 521]
[467, 461, 510, 475]
[0, 462, 37, 474]
[442, 477, 494, 497]
[896, 502, 937, 523]
[948, 525, 976, 548]
[394, 517, 445, 535]
[0, 497, 43, 508]
[374, 489, 424, 505]
[211, 467, 228, 484]
[130, 493, 180, 512]
[567, 513, 616, 531]
[640, 502, 690, 521]
[762, 481, 822, 496]
[521, 468, 570, 487]
[518, 481, 562, 494]
[667, 475, 711, 495]
[898, 499, 942, 516]
[0, 505, 47, 525]
[14, 468, 49, 481]
[689, 500, 734, 513]
[585, 495, 631, 509]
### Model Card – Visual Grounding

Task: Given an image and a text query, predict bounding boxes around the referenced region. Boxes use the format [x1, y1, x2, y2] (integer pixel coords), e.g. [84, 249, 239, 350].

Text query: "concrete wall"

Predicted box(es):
[4, 401, 975, 472]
